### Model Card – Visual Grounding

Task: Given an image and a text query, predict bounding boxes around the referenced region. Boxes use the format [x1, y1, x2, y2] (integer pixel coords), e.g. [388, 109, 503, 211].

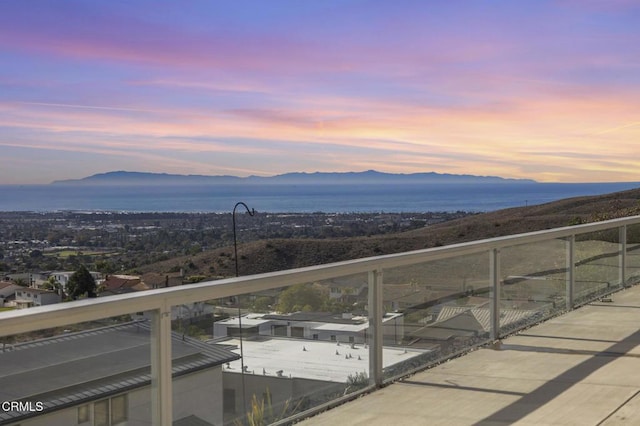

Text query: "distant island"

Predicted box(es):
[52, 170, 537, 185]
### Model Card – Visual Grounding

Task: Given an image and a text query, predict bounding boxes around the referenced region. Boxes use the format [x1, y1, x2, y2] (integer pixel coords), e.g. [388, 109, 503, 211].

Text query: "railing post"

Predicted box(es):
[566, 235, 575, 309]
[620, 225, 627, 287]
[368, 268, 383, 387]
[490, 248, 501, 340]
[151, 302, 172, 426]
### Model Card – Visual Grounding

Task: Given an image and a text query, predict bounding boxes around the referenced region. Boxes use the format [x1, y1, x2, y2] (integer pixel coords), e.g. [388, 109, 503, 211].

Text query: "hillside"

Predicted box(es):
[135, 187, 640, 278]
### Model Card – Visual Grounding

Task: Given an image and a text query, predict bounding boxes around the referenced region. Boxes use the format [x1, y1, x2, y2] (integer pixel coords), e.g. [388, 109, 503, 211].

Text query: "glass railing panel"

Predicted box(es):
[169, 299, 229, 426]
[574, 228, 621, 306]
[381, 252, 490, 380]
[626, 224, 640, 286]
[174, 274, 372, 426]
[499, 239, 567, 334]
[0, 314, 152, 426]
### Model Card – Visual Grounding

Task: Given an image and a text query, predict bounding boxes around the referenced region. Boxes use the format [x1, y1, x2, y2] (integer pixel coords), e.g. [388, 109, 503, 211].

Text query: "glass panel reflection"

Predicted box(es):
[174, 275, 377, 425]
[382, 253, 491, 380]
[575, 229, 621, 306]
[499, 239, 567, 334]
[626, 224, 640, 286]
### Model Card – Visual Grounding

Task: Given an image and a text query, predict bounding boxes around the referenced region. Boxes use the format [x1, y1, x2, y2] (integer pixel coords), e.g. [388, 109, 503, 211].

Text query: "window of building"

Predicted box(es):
[349, 336, 355, 343]
[94, 400, 109, 426]
[330, 335, 336, 341]
[93, 394, 128, 426]
[272, 325, 287, 336]
[312, 334, 319, 340]
[111, 394, 127, 424]
[77, 404, 90, 423]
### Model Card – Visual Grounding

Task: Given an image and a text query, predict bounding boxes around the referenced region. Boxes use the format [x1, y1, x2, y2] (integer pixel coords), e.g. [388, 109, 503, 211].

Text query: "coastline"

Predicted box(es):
[1, 181, 639, 213]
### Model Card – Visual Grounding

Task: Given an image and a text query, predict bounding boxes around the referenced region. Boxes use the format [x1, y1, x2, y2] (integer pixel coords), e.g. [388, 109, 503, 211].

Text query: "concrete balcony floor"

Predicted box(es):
[302, 285, 640, 426]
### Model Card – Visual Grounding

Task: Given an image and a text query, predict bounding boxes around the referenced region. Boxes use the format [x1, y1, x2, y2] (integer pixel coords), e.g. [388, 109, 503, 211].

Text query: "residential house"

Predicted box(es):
[406, 299, 547, 353]
[0, 282, 21, 307]
[13, 288, 61, 308]
[324, 277, 367, 303]
[99, 274, 149, 296]
[140, 272, 183, 289]
[0, 321, 239, 426]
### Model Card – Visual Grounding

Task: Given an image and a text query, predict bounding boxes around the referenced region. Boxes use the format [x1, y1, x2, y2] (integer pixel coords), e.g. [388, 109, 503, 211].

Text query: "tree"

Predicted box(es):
[67, 265, 97, 300]
[95, 259, 117, 274]
[41, 276, 65, 299]
[276, 284, 325, 313]
[252, 297, 272, 313]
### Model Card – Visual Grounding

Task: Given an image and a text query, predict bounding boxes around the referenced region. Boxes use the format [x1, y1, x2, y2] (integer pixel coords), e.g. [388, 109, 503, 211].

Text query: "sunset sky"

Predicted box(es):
[1, 1, 639, 184]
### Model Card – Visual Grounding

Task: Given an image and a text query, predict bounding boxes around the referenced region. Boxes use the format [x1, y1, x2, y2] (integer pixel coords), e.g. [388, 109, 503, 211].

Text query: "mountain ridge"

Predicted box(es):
[52, 170, 537, 185]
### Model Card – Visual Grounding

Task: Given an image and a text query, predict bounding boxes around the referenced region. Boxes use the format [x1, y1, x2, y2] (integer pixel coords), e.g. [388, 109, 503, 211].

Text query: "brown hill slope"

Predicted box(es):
[136, 187, 640, 278]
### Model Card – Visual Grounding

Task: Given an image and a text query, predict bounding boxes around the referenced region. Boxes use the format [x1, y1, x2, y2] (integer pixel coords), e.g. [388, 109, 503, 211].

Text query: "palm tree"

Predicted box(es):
[41, 276, 65, 298]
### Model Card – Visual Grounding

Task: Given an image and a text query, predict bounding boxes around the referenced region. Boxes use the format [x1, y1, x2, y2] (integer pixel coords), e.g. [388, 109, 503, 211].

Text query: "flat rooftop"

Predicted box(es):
[301, 284, 640, 425]
[219, 337, 426, 383]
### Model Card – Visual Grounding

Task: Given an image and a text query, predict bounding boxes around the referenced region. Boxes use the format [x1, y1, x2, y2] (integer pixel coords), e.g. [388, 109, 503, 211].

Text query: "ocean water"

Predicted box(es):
[1, 182, 639, 213]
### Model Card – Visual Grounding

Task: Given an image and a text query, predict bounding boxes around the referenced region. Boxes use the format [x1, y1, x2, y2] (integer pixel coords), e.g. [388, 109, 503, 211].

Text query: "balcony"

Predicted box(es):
[302, 281, 640, 425]
[1, 215, 640, 426]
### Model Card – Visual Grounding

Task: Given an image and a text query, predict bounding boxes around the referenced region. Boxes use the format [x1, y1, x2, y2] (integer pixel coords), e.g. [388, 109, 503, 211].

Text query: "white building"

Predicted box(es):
[13, 287, 61, 308]
[49, 270, 102, 291]
[213, 311, 405, 345]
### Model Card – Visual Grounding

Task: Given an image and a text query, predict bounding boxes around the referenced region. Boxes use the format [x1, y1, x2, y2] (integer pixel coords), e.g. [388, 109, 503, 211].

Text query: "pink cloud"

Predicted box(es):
[2, 0, 639, 185]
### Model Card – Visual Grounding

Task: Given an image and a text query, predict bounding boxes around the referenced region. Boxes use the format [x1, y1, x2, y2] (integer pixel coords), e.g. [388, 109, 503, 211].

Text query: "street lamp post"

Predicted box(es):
[232, 201, 255, 419]
[233, 202, 255, 277]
